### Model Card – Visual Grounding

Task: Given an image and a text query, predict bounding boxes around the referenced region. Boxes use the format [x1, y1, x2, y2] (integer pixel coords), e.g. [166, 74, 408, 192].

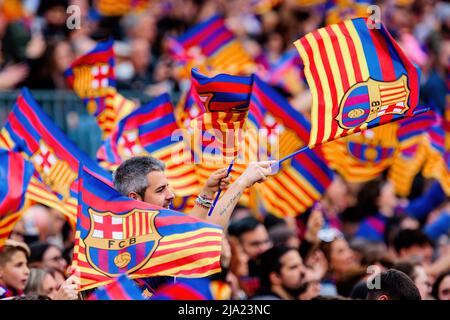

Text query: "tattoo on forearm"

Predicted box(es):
[218, 190, 243, 216]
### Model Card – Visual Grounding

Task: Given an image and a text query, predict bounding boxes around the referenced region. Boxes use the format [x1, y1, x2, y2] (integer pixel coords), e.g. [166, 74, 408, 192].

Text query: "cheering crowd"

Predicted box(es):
[1, 0, 450, 300]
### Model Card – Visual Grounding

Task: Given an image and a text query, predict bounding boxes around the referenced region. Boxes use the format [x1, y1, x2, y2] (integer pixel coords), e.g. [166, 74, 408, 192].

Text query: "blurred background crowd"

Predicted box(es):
[0, 0, 450, 300]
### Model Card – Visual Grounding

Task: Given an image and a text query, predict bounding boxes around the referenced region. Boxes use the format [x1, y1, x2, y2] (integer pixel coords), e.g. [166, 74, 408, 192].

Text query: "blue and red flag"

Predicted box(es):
[97, 93, 198, 197]
[0, 149, 35, 247]
[0, 88, 112, 228]
[295, 17, 421, 147]
[191, 68, 252, 162]
[175, 15, 255, 76]
[87, 273, 145, 300]
[388, 111, 435, 196]
[248, 76, 334, 216]
[73, 168, 223, 291]
[257, 49, 305, 96]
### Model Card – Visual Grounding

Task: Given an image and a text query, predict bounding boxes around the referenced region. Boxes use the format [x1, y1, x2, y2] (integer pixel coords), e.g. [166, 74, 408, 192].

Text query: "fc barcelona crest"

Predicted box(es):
[336, 75, 410, 130]
[31, 140, 77, 199]
[84, 208, 161, 277]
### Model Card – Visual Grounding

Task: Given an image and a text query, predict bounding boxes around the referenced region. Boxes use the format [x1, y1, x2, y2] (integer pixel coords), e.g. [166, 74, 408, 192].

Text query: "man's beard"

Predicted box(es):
[282, 282, 309, 299]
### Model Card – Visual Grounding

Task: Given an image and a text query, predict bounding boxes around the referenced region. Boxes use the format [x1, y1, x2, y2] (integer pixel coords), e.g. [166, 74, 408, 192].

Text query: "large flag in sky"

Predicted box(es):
[295, 17, 421, 147]
[0, 88, 112, 228]
[97, 93, 199, 197]
[65, 39, 136, 138]
[0, 149, 35, 247]
[174, 15, 255, 76]
[73, 168, 223, 291]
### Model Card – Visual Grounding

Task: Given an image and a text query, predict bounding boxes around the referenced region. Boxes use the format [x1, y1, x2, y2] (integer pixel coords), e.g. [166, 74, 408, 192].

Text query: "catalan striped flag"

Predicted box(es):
[97, 93, 199, 197]
[249, 77, 334, 217]
[94, 0, 150, 17]
[0, 149, 35, 247]
[176, 15, 255, 76]
[325, 0, 372, 25]
[87, 273, 145, 300]
[191, 69, 251, 162]
[0, 89, 112, 229]
[65, 39, 136, 138]
[73, 168, 223, 291]
[295, 18, 421, 148]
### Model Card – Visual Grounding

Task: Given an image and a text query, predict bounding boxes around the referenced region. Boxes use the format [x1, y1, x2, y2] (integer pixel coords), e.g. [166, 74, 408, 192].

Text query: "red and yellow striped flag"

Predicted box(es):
[295, 18, 421, 148]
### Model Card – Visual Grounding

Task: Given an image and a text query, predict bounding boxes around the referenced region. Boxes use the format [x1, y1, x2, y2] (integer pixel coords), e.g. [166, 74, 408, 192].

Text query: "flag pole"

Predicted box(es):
[208, 159, 235, 216]
[277, 145, 310, 165]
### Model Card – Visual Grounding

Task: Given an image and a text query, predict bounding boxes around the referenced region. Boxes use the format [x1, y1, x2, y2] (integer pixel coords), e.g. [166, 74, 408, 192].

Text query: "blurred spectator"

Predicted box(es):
[251, 245, 306, 300]
[432, 270, 450, 300]
[366, 269, 421, 300]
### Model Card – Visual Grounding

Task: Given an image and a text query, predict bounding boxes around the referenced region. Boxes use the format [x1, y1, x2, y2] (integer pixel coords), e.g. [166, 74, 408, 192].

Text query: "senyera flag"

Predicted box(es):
[73, 167, 223, 291]
[87, 273, 145, 300]
[0, 88, 112, 229]
[97, 93, 198, 197]
[295, 17, 421, 148]
[0, 149, 35, 248]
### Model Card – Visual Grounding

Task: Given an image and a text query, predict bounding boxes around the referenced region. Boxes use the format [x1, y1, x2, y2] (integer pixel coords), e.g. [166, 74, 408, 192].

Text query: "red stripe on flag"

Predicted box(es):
[299, 37, 325, 144]
[311, 29, 340, 142]
[368, 28, 396, 81]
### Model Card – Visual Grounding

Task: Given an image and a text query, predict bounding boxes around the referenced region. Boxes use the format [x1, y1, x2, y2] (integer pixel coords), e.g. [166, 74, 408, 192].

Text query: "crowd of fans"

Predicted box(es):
[0, 0, 450, 300]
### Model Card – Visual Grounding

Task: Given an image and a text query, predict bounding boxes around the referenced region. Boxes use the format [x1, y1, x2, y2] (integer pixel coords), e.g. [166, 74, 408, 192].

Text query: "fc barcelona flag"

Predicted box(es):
[0, 149, 35, 247]
[176, 15, 255, 76]
[73, 168, 223, 291]
[65, 39, 136, 138]
[248, 77, 334, 217]
[0, 89, 112, 229]
[97, 93, 199, 197]
[295, 18, 421, 147]
[388, 111, 435, 196]
[87, 273, 145, 300]
[321, 124, 398, 182]
[325, 0, 372, 25]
